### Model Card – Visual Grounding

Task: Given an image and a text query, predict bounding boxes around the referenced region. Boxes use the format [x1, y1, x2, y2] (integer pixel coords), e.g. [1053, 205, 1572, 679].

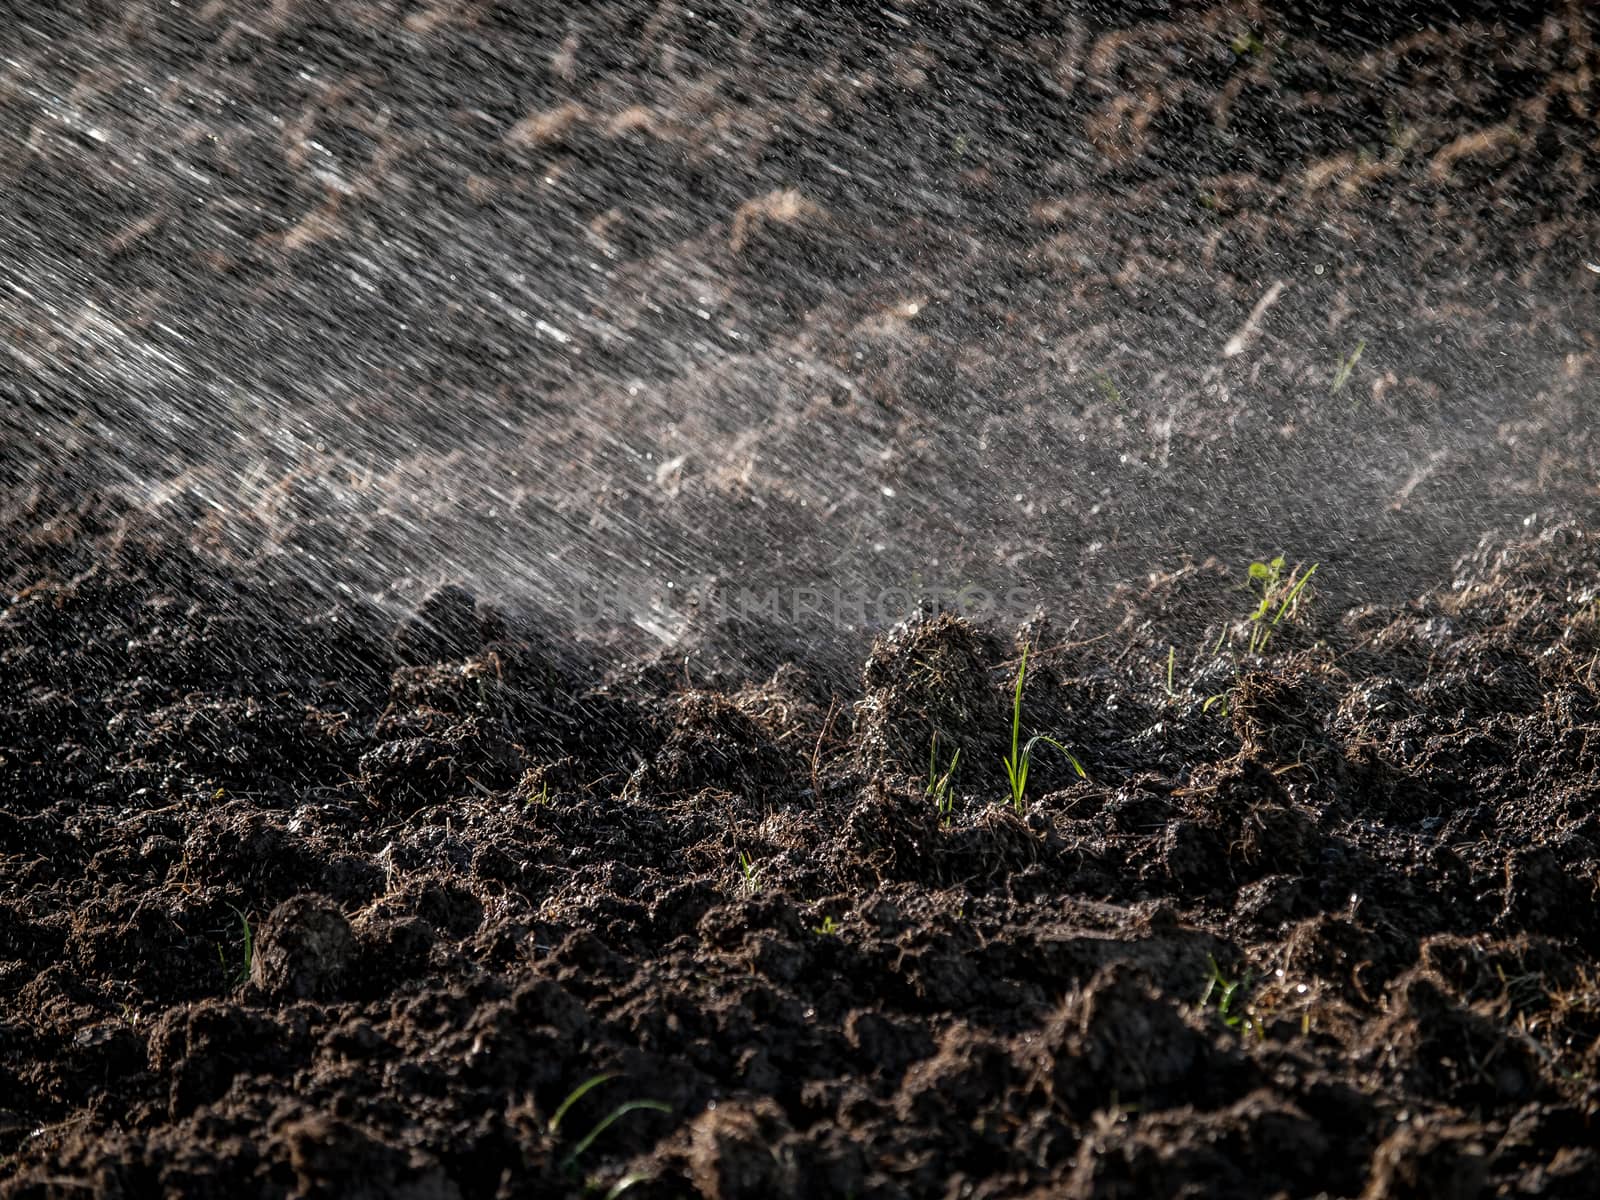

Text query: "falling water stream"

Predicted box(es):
[4, 2, 1598, 670]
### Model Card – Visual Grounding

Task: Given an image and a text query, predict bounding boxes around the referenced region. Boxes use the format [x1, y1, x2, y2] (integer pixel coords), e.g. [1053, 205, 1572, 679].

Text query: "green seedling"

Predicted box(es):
[1002, 643, 1088, 810]
[1202, 692, 1231, 717]
[1247, 554, 1285, 590]
[1207, 556, 1318, 657]
[1201, 956, 1244, 1025]
[1013, 735, 1087, 809]
[1201, 956, 1262, 1039]
[1095, 371, 1123, 407]
[550, 1074, 614, 1135]
[523, 780, 551, 810]
[1164, 645, 1178, 699]
[549, 1074, 671, 1173]
[737, 850, 762, 895]
[1201, 958, 1243, 1023]
[926, 733, 961, 825]
[564, 1101, 671, 1169]
[1002, 643, 1031, 806]
[813, 916, 840, 936]
[1225, 556, 1318, 654]
[1232, 30, 1265, 55]
[1331, 339, 1366, 395]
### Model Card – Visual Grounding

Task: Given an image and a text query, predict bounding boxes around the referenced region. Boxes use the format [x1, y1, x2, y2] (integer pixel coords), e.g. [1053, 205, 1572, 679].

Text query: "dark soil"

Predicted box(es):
[4, 491, 1600, 1198]
[5, 3, 1600, 1198]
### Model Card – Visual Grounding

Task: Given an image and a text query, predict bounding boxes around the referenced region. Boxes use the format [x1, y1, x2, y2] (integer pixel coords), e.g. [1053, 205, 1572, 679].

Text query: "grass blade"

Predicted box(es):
[550, 1073, 617, 1135]
[1022, 735, 1088, 782]
[562, 1100, 672, 1168]
[1005, 643, 1029, 808]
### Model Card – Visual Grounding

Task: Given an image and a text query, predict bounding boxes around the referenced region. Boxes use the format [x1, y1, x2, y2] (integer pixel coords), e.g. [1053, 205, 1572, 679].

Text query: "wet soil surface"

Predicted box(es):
[4, 492, 1600, 1198]
[6, 3, 1600, 1197]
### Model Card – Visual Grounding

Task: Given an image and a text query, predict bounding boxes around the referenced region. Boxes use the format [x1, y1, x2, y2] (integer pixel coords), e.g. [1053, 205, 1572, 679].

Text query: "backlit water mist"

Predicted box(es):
[5, 2, 1598, 667]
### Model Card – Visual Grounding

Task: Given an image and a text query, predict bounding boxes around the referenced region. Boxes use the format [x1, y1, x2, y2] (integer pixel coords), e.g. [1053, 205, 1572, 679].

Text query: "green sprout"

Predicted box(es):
[737, 850, 762, 895]
[549, 1074, 671, 1173]
[926, 733, 961, 826]
[1200, 956, 1259, 1037]
[1164, 645, 1178, 699]
[1095, 371, 1123, 407]
[1208, 556, 1319, 658]
[1001, 642, 1087, 810]
[1331, 339, 1366, 395]
[813, 915, 840, 936]
[1245, 558, 1318, 653]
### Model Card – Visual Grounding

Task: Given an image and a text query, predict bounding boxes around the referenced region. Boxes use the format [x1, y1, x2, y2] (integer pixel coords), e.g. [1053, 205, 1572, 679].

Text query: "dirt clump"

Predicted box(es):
[250, 894, 359, 1001]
